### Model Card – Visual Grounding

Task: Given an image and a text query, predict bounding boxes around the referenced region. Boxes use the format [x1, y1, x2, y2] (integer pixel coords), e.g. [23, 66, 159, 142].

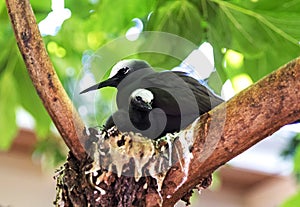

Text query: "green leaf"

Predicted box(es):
[94, 0, 155, 34]
[207, 71, 223, 94]
[208, 0, 300, 82]
[294, 144, 300, 175]
[45, 0, 155, 78]
[0, 0, 5, 15]
[0, 72, 18, 150]
[140, 1, 204, 69]
[281, 191, 300, 207]
[295, 134, 300, 141]
[30, 0, 51, 12]
[13, 58, 52, 138]
[33, 137, 67, 167]
[30, 0, 51, 22]
[146, 1, 203, 44]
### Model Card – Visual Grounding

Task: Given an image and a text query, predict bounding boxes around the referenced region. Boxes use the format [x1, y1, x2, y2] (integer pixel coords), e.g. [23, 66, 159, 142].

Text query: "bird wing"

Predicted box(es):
[174, 71, 224, 109]
[141, 71, 223, 116]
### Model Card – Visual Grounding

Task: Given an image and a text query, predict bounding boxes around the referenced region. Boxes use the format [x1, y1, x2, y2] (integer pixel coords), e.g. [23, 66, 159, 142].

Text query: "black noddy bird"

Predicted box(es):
[81, 59, 224, 139]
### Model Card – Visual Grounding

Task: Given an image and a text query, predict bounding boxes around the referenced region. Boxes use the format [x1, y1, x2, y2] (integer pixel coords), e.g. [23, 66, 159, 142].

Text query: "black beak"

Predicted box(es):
[80, 76, 119, 94]
[135, 100, 152, 111]
[143, 102, 152, 111]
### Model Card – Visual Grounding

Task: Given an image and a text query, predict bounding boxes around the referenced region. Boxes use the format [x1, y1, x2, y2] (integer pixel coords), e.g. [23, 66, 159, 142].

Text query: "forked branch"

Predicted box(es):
[5, 0, 300, 206]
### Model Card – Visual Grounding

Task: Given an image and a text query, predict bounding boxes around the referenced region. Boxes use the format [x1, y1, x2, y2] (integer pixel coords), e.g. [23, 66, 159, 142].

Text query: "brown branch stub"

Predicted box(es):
[5, 0, 87, 160]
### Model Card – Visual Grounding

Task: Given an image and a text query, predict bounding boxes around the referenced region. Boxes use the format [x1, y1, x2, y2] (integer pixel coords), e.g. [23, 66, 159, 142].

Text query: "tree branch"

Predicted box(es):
[6, 0, 87, 160]
[54, 57, 300, 207]
[161, 58, 300, 206]
[6, 0, 300, 206]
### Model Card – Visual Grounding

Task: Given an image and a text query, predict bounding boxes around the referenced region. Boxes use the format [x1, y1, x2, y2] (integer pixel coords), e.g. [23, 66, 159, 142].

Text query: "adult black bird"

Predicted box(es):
[81, 59, 224, 139]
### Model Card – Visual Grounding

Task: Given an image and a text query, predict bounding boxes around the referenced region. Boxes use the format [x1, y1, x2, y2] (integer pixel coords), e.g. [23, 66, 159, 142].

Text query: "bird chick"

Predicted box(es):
[105, 88, 167, 139]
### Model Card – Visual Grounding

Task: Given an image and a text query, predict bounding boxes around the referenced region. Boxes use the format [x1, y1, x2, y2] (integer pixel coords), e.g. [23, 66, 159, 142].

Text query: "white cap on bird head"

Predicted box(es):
[130, 88, 154, 104]
[109, 59, 152, 79]
[109, 60, 132, 78]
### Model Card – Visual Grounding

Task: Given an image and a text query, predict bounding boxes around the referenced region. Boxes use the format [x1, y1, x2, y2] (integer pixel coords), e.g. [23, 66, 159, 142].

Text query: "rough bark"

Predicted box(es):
[5, 0, 87, 160]
[5, 0, 300, 206]
[161, 58, 300, 206]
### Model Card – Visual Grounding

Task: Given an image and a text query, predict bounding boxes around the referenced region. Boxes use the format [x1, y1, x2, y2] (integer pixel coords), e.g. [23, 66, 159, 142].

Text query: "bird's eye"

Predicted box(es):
[119, 67, 129, 75]
[136, 96, 142, 101]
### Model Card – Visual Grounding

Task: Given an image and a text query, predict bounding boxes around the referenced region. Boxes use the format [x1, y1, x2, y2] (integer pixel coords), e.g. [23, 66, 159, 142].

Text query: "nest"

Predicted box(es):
[54, 127, 211, 207]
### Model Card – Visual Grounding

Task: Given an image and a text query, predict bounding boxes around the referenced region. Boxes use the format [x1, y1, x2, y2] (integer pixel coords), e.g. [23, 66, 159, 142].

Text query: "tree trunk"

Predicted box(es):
[5, 0, 300, 206]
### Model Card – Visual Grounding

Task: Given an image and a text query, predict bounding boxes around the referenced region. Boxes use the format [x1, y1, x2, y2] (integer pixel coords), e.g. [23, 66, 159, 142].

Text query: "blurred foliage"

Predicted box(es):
[282, 133, 300, 178]
[0, 0, 299, 178]
[282, 134, 300, 160]
[292, 134, 300, 180]
[280, 133, 300, 207]
[32, 134, 68, 168]
[0, 0, 299, 204]
[0, 69, 18, 149]
[281, 190, 300, 207]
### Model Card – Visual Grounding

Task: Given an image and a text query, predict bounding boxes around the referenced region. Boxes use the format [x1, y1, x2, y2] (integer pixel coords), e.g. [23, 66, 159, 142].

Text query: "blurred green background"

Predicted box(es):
[0, 0, 300, 205]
